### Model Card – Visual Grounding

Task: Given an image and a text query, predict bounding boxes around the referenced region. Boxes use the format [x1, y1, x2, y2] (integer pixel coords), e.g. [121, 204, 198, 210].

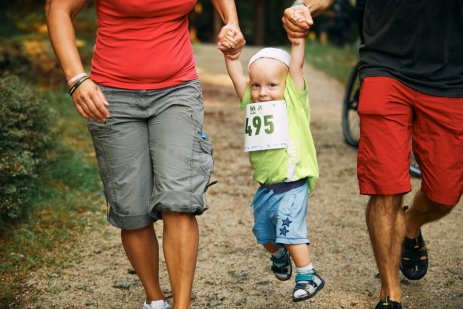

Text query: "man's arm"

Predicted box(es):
[283, 0, 334, 43]
[304, 0, 335, 18]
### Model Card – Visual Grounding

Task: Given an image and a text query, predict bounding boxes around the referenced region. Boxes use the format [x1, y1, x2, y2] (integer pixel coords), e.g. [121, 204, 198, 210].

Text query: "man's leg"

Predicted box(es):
[121, 225, 165, 302]
[366, 194, 405, 302]
[400, 191, 455, 280]
[405, 191, 454, 238]
[162, 211, 199, 309]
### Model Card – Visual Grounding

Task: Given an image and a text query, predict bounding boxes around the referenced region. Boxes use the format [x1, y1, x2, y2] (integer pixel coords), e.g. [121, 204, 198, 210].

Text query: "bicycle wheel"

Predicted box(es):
[342, 63, 361, 148]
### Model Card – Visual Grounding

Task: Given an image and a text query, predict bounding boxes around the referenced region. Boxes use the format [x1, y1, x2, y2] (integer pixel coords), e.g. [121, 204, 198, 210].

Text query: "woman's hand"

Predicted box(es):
[70, 79, 109, 122]
[217, 23, 245, 60]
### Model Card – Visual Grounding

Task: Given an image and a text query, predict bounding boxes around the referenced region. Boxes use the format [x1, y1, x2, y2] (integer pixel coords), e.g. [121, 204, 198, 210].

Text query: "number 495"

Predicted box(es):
[245, 115, 274, 136]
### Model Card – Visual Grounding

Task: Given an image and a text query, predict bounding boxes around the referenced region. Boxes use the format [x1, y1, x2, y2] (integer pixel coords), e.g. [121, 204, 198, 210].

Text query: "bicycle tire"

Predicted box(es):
[342, 63, 361, 148]
[410, 151, 422, 178]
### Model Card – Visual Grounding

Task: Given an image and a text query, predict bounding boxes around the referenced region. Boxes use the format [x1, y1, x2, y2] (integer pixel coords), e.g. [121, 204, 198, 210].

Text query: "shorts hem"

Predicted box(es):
[359, 181, 411, 196]
[152, 191, 208, 215]
[256, 239, 276, 245]
[108, 207, 157, 230]
[421, 188, 462, 206]
[276, 238, 310, 245]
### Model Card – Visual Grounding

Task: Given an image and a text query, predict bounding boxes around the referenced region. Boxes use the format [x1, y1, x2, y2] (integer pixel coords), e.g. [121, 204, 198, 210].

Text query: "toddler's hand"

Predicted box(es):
[217, 22, 245, 60]
[218, 29, 237, 51]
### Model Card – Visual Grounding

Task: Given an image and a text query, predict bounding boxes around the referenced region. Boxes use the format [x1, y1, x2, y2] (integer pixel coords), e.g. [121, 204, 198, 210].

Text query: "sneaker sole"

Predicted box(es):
[275, 273, 291, 281]
[274, 265, 292, 281]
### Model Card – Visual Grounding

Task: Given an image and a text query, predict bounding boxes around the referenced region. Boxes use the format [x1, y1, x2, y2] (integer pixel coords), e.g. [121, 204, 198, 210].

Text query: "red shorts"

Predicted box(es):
[357, 76, 463, 206]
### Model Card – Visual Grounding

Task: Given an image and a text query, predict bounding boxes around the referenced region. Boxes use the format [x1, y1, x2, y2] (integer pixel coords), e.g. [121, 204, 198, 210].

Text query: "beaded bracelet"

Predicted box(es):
[68, 76, 89, 96]
[67, 72, 87, 87]
[292, 1, 307, 7]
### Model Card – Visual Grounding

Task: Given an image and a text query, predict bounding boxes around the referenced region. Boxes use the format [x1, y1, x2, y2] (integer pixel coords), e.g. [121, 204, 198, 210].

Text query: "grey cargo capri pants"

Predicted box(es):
[87, 79, 214, 230]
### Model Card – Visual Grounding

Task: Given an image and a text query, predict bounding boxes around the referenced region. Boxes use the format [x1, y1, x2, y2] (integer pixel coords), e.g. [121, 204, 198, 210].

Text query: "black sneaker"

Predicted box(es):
[400, 231, 428, 280]
[270, 248, 292, 281]
[375, 297, 402, 309]
[292, 271, 325, 302]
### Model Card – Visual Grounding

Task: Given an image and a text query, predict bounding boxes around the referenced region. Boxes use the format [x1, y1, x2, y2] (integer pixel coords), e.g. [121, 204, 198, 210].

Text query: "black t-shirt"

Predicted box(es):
[359, 0, 463, 97]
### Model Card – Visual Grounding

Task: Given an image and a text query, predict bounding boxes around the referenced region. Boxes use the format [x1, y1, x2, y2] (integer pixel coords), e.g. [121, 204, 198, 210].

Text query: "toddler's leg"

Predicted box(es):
[264, 243, 292, 281]
[288, 244, 325, 302]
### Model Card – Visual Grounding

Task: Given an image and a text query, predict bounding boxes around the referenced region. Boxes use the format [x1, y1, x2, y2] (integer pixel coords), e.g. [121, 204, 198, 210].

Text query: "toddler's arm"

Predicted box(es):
[289, 9, 306, 91]
[220, 30, 248, 100]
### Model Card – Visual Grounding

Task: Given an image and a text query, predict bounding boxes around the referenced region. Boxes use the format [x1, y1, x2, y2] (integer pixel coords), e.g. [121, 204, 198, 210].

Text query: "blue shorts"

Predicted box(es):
[251, 181, 310, 246]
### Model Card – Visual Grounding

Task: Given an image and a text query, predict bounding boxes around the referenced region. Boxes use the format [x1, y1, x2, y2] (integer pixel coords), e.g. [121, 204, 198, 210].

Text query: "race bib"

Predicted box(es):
[244, 100, 289, 152]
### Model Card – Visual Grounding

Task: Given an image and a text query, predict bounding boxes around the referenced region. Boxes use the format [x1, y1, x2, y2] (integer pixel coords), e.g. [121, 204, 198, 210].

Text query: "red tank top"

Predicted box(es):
[90, 0, 198, 89]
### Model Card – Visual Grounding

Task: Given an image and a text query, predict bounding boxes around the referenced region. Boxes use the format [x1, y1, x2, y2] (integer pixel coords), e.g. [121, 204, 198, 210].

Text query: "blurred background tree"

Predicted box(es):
[189, 0, 357, 47]
[190, 0, 296, 46]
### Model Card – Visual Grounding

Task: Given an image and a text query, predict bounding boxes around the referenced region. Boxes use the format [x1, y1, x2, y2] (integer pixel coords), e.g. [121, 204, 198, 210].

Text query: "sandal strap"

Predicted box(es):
[295, 273, 314, 282]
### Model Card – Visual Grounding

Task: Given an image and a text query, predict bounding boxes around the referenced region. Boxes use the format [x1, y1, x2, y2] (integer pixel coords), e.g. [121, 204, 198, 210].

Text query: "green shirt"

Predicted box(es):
[240, 76, 319, 193]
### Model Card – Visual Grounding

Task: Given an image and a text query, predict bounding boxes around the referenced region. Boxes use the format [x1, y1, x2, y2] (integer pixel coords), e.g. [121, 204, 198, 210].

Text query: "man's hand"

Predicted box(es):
[282, 5, 314, 44]
[217, 22, 245, 60]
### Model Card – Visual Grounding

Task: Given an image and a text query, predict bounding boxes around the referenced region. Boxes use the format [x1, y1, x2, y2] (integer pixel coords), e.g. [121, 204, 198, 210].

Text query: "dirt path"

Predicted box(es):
[23, 44, 463, 309]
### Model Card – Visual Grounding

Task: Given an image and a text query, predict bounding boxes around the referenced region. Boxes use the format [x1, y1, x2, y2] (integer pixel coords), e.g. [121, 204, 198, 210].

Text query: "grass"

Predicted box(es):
[305, 40, 359, 84]
[0, 90, 104, 307]
[280, 39, 359, 84]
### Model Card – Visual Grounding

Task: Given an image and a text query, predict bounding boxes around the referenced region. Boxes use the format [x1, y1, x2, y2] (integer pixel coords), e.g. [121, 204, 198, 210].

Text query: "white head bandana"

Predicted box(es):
[248, 47, 291, 69]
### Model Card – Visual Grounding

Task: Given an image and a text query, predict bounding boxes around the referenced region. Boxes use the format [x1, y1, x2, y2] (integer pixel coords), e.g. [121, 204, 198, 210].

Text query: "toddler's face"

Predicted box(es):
[248, 58, 288, 102]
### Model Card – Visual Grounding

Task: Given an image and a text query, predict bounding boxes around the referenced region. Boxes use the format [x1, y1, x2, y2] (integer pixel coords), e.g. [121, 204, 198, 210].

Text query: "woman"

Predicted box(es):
[45, 1, 244, 308]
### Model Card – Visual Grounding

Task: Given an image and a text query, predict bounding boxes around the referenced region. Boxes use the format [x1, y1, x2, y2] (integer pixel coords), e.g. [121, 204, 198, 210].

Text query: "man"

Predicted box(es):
[285, 1, 463, 308]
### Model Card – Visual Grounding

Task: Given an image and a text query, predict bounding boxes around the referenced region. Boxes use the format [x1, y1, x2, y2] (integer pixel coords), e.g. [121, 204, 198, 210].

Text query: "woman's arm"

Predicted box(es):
[211, 0, 245, 60]
[46, 0, 88, 81]
[46, 0, 109, 121]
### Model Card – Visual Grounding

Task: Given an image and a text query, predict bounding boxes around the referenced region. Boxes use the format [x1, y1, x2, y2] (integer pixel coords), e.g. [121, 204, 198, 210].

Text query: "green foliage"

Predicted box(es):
[0, 74, 56, 221]
[305, 41, 359, 83]
[0, 89, 103, 308]
[194, 0, 293, 45]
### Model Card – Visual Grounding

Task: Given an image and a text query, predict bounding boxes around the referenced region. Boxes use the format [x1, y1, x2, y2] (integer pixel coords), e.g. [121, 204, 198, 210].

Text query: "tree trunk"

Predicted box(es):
[254, 0, 265, 45]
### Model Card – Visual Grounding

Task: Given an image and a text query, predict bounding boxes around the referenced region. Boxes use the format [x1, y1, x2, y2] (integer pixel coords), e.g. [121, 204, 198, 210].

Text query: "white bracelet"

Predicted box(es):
[292, 1, 307, 7]
[67, 72, 88, 87]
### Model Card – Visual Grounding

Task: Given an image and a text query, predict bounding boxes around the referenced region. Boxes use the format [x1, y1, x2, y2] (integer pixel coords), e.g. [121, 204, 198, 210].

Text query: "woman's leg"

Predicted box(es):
[121, 225, 165, 302]
[162, 212, 199, 309]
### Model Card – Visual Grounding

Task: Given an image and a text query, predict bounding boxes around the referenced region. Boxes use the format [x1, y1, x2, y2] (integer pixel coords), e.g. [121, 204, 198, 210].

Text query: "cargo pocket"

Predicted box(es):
[87, 120, 120, 209]
[190, 133, 214, 194]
